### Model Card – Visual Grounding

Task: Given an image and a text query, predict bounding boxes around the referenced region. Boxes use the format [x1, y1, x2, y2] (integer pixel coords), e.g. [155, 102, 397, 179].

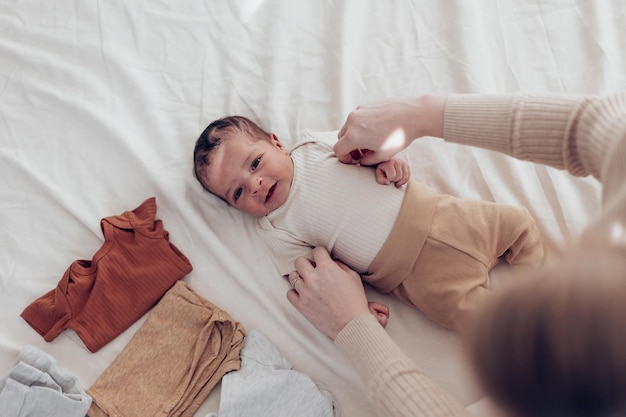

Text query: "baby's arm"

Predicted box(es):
[375, 157, 411, 187]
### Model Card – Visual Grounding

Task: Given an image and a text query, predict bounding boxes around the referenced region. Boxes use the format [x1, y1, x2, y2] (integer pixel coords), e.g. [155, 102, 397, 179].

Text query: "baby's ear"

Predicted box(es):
[270, 133, 287, 151]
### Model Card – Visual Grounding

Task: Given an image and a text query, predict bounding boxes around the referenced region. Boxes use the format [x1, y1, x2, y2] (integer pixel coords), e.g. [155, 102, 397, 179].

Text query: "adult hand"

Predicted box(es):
[286, 247, 370, 340]
[335, 94, 447, 165]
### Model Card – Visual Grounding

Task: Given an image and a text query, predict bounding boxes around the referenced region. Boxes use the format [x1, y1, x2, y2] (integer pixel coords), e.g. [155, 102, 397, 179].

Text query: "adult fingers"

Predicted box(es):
[310, 246, 333, 264]
[335, 260, 354, 273]
[359, 150, 386, 166]
[335, 260, 363, 283]
[335, 145, 357, 164]
[334, 132, 358, 164]
[288, 270, 304, 288]
[286, 271, 305, 305]
[294, 254, 316, 275]
[286, 287, 300, 306]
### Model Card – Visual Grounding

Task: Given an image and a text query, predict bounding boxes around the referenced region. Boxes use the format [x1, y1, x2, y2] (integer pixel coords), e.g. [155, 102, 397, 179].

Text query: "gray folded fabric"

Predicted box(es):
[0, 345, 92, 417]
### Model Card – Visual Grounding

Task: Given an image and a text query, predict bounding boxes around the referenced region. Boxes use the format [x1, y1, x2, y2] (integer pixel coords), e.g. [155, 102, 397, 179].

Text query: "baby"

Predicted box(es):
[193, 116, 545, 330]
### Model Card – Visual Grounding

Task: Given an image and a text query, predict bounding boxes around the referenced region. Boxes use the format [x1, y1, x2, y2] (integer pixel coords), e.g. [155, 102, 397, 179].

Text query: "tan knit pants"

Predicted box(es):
[87, 281, 246, 417]
[364, 179, 544, 330]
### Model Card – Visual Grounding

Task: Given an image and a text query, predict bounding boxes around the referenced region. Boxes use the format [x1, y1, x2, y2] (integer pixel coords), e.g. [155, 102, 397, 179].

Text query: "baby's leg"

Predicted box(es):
[496, 205, 545, 268]
[431, 196, 545, 269]
[389, 238, 492, 331]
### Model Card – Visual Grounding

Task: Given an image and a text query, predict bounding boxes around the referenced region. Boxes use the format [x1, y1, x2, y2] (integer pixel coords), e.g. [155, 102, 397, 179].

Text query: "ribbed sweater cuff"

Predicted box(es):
[444, 93, 588, 176]
[576, 92, 626, 181]
[335, 313, 415, 382]
[335, 314, 471, 416]
[443, 94, 514, 155]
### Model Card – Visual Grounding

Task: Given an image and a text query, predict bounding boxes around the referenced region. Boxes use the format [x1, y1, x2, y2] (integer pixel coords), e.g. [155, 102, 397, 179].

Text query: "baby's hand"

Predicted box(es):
[368, 301, 390, 328]
[375, 157, 411, 187]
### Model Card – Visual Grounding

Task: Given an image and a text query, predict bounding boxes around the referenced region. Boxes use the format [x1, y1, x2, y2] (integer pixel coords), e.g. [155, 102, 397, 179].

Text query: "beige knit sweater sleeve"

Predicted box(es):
[444, 92, 626, 202]
[334, 91, 626, 417]
[336, 314, 471, 416]
[444, 91, 626, 241]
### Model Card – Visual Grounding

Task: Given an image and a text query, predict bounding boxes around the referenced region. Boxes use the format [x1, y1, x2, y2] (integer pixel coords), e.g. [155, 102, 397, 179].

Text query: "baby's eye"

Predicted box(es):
[252, 157, 260, 170]
[234, 187, 242, 202]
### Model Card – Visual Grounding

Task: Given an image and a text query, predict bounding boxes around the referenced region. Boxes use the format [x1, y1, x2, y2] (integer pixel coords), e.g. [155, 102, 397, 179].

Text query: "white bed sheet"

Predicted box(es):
[1, 1, 624, 416]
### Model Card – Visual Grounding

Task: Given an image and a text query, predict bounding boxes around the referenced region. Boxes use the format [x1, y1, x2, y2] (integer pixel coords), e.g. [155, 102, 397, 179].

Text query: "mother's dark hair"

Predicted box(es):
[466, 241, 626, 417]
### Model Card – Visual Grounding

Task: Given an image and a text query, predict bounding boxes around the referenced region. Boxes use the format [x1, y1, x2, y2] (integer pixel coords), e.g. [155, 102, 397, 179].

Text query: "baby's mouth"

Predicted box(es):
[265, 183, 277, 203]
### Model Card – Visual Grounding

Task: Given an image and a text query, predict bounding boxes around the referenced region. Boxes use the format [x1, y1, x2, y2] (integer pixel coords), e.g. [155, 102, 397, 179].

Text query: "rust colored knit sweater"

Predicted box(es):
[21, 197, 193, 352]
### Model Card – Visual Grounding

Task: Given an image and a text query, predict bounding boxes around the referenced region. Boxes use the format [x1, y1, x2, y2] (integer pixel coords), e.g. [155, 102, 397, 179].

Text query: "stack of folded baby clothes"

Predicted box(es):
[87, 280, 246, 417]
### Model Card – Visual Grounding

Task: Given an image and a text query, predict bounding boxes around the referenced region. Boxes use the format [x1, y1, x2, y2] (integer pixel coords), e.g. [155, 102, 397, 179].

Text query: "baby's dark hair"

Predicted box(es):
[193, 115, 271, 192]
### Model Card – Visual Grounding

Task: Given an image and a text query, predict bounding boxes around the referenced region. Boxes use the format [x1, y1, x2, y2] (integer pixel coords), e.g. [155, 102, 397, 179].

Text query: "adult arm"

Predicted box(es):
[288, 247, 472, 417]
[443, 93, 615, 181]
[444, 92, 626, 241]
[335, 95, 446, 165]
[307, 91, 626, 416]
[337, 91, 626, 234]
[337, 91, 626, 186]
[336, 314, 472, 417]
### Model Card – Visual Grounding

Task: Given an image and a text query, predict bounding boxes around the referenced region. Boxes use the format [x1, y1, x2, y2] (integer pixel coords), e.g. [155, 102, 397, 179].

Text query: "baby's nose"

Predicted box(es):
[249, 175, 262, 194]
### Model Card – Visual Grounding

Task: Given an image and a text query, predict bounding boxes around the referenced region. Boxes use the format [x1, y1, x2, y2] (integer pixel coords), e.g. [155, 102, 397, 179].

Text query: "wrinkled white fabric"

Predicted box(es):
[0, 2, 619, 416]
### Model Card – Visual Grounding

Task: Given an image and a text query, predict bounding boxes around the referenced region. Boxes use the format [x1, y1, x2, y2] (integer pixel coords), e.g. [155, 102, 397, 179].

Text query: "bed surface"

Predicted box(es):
[1, 1, 624, 416]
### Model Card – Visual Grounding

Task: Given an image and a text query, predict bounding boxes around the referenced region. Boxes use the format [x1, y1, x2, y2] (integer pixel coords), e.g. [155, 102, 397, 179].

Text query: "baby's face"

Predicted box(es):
[205, 133, 294, 217]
